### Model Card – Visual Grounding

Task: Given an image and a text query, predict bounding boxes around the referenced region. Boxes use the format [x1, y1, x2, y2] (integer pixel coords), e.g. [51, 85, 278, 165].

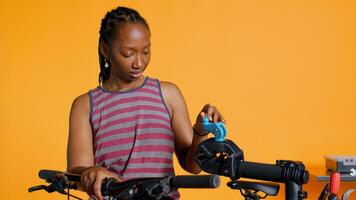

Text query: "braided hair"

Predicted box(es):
[98, 7, 150, 84]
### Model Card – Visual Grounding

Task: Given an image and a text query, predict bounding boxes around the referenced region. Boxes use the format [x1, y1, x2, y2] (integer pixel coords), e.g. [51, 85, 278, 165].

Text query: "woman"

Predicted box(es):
[67, 6, 225, 200]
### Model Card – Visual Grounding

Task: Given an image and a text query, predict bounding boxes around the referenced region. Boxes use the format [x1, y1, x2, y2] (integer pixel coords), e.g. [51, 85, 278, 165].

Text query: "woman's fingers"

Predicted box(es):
[206, 105, 215, 121]
[219, 114, 226, 123]
[93, 175, 103, 200]
[81, 172, 89, 193]
[80, 167, 122, 200]
[200, 104, 224, 123]
[201, 104, 212, 121]
[198, 111, 205, 121]
[80, 167, 105, 197]
[89, 171, 97, 195]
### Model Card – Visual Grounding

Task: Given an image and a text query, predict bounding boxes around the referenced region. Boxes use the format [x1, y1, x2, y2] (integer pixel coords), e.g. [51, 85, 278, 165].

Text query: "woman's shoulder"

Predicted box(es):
[70, 92, 90, 115]
[159, 81, 181, 95]
[158, 80, 185, 104]
[72, 86, 100, 106]
[73, 92, 89, 103]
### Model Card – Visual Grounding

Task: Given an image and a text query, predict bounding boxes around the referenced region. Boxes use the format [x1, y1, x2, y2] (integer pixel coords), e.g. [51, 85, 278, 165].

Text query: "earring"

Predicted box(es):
[104, 58, 109, 68]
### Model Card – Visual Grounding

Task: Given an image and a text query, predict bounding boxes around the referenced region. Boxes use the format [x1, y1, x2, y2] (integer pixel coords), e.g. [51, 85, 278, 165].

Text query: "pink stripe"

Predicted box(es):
[96, 115, 137, 131]
[95, 123, 171, 141]
[136, 88, 160, 96]
[95, 126, 134, 142]
[95, 145, 174, 163]
[92, 105, 167, 125]
[95, 149, 131, 163]
[131, 157, 172, 163]
[92, 89, 108, 100]
[145, 78, 156, 84]
[124, 167, 174, 174]
[91, 89, 101, 98]
[97, 137, 135, 149]
[93, 92, 115, 105]
[97, 133, 173, 149]
[111, 157, 173, 165]
[145, 81, 158, 88]
[136, 133, 174, 140]
[98, 114, 170, 131]
[93, 96, 162, 115]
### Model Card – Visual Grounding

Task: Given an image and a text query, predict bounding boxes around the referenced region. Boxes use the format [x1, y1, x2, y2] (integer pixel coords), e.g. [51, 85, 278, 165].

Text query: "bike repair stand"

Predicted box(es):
[194, 118, 308, 200]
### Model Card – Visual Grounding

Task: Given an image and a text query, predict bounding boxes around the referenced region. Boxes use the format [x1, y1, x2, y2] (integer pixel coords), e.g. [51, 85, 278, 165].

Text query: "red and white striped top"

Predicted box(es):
[89, 76, 179, 199]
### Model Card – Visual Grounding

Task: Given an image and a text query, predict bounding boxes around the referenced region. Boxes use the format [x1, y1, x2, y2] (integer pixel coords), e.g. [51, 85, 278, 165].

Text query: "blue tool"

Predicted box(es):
[201, 117, 227, 142]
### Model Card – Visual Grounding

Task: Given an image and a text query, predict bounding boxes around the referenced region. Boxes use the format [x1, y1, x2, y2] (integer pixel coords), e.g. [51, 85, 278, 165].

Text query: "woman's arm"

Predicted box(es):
[67, 93, 94, 173]
[160, 82, 224, 174]
[67, 93, 119, 200]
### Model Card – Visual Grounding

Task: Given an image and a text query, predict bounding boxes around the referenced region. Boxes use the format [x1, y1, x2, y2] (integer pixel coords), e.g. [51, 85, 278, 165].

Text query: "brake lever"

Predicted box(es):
[28, 185, 48, 192]
[342, 189, 355, 200]
[28, 171, 82, 199]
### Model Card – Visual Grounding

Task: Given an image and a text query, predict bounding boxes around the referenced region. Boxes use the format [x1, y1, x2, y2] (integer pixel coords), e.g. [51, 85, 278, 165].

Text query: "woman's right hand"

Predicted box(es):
[80, 166, 120, 200]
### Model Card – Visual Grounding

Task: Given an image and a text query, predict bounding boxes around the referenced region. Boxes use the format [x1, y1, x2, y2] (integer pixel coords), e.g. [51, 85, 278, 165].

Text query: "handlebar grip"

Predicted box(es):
[101, 177, 137, 197]
[39, 169, 81, 182]
[238, 161, 308, 185]
[238, 161, 284, 182]
[39, 169, 62, 180]
[101, 175, 220, 198]
[174, 175, 220, 188]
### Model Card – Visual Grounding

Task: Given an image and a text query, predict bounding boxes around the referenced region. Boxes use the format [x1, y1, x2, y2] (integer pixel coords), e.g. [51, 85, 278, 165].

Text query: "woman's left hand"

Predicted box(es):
[193, 104, 225, 136]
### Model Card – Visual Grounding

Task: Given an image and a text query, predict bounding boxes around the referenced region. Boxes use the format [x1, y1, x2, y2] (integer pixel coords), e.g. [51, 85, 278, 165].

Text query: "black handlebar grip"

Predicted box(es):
[38, 169, 62, 180]
[173, 175, 220, 188]
[238, 161, 284, 183]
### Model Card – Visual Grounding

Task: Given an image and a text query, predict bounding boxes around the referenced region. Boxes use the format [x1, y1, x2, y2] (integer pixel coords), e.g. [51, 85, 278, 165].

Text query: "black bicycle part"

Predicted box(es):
[227, 180, 280, 200]
[101, 175, 220, 200]
[194, 138, 309, 200]
[29, 170, 81, 199]
[29, 169, 220, 200]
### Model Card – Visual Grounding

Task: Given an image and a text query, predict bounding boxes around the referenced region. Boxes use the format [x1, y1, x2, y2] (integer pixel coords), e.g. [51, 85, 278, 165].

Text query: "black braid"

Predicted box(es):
[98, 6, 150, 83]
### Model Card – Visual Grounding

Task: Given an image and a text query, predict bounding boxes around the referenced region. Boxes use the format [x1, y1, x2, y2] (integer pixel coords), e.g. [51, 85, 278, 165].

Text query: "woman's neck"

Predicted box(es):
[102, 75, 146, 92]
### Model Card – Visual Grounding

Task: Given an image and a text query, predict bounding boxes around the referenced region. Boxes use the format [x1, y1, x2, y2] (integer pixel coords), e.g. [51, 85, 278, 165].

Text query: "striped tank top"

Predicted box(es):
[88, 77, 179, 199]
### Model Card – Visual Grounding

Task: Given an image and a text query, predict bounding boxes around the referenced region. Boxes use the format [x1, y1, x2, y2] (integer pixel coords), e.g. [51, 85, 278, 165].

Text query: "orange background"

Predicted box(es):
[0, 0, 355, 199]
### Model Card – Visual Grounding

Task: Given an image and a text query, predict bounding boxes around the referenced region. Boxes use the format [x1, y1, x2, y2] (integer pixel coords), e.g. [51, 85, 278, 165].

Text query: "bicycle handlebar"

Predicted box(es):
[238, 161, 309, 185]
[31, 169, 220, 200]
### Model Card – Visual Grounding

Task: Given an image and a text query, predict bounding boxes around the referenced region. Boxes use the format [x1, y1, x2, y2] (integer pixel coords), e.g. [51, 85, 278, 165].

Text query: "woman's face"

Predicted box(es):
[106, 23, 151, 83]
